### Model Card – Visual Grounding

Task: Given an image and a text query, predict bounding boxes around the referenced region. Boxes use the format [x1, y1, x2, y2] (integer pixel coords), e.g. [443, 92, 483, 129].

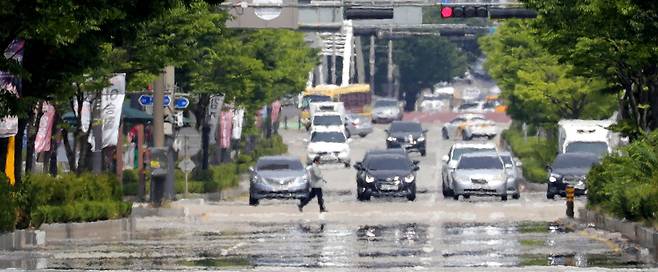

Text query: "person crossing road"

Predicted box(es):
[298, 155, 327, 213]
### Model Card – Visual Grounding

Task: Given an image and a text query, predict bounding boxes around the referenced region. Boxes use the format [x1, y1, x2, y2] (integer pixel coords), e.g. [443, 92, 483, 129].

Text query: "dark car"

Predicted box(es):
[249, 156, 310, 206]
[353, 153, 420, 201]
[385, 121, 428, 156]
[546, 152, 600, 199]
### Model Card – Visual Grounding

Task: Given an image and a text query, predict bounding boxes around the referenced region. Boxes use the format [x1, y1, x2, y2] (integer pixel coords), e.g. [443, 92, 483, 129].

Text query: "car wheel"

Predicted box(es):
[407, 185, 417, 201]
[361, 191, 371, 201]
[463, 194, 470, 199]
[356, 186, 364, 200]
[442, 181, 453, 197]
[462, 132, 471, 141]
[420, 149, 426, 157]
[512, 193, 520, 200]
[487, 135, 495, 140]
[249, 195, 259, 206]
[359, 133, 367, 138]
[546, 193, 555, 199]
[442, 128, 449, 140]
[344, 162, 351, 168]
[501, 195, 508, 201]
[345, 129, 351, 139]
[453, 194, 460, 201]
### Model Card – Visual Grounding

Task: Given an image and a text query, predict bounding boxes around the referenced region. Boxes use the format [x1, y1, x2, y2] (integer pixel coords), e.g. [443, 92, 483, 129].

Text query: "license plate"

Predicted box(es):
[321, 155, 335, 161]
[380, 184, 399, 191]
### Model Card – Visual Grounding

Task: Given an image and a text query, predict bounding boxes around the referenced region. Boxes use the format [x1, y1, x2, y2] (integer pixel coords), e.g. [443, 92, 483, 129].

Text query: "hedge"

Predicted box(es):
[587, 131, 658, 224]
[0, 175, 16, 233]
[502, 126, 557, 183]
[31, 200, 132, 227]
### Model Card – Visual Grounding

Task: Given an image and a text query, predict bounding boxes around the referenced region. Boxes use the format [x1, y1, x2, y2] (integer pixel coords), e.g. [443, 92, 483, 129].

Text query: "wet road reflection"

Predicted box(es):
[1, 221, 654, 270]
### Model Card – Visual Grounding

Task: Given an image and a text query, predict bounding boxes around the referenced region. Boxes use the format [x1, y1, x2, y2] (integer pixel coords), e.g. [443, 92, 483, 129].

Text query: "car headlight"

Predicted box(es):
[294, 176, 308, 185]
[454, 175, 469, 183]
[549, 175, 559, 183]
[404, 174, 415, 183]
[252, 176, 266, 184]
[365, 175, 375, 183]
[387, 137, 396, 141]
[417, 137, 425, 142]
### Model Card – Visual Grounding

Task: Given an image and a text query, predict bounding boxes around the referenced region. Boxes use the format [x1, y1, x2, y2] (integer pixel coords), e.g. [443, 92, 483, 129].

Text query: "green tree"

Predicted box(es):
[479, 20, 615, 126]
[523, 0, 658, 139]
[394, 36, 467, 101]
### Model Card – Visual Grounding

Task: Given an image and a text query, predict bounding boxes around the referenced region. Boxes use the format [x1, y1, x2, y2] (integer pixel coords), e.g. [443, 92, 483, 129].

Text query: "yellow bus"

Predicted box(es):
[299, 84, 372, 128]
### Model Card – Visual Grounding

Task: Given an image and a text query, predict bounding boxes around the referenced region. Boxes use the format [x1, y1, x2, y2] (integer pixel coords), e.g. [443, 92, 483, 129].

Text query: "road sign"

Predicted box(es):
[178, 158, 196, 173]
[176, 127, 202, 156]
[138, 95, 172, 106]
[174, 97, 190, 109]
[138, 95, 153, 106]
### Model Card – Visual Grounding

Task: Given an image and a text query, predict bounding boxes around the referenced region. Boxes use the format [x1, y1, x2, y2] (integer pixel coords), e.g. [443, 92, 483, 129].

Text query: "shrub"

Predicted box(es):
[30, 200, 132, 228]
[0, 175, 16, 233]
[502, 127, 557, 183]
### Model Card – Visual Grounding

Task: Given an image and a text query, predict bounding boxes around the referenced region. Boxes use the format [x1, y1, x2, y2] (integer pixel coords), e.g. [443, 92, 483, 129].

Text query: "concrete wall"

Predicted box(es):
[38, 217, 135, 243]
[0, 230, 45, 250]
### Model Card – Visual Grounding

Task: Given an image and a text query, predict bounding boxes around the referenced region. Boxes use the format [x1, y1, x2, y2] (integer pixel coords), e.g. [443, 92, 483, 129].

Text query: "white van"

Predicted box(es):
[558, 119, 618, 157]
[310, 102, 345, 119]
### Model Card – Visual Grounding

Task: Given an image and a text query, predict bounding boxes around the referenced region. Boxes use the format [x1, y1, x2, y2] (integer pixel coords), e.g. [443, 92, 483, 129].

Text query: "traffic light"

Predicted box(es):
[440, 6, 537, 19]
[344, 7, 394, 20]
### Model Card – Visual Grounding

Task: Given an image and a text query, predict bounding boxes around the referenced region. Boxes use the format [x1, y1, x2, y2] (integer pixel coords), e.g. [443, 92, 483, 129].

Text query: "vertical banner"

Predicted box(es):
[207, 95, 224, 144]
[271, 100, 282, 124]
[231, 108, 245, 140]
[89, 73, 126, 150]
[34, 103, 56, 153]
[73, 97, 92, 133]
[5, 136, 14, 185]
[219, 110, 233, 149]
[0, 39, 24, 138]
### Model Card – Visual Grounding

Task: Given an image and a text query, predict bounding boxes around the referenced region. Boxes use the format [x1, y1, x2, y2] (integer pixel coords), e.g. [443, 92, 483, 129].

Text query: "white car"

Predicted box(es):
[306, 129, 351, 167]
[453, 101, 493, 113]
[461, 88, 482, 102]
[441, 142, 497, 198]
[418, 94, 451, 112]
[442, 114, 490, 139]
[462, 119, 498, 140]
[310, 112, 346, 135]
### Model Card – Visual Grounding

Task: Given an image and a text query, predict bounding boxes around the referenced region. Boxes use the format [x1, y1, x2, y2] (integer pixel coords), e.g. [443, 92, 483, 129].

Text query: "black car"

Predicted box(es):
[385, 121, 427, 156]
[546, 152, 600, 199]
[353, 153, 420, 201]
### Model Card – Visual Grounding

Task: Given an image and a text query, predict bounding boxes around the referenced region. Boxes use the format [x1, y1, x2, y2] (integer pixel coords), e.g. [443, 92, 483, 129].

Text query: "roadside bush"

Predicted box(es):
[587, 132, 658, 223]
[0, 175, 16, 233]
[30, 200, 132, 227]
[502, 127, 557, 183]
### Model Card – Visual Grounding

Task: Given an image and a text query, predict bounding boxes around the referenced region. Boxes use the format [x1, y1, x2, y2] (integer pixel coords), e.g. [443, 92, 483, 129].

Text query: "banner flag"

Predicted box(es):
[89, 73, 126, 150]
[73, 96, 92, 133]
[271, 100, 282, 124]
[0, 39, 24, 138]
[219, 110, 233, 149]
[231, 108, 244, 140]
[34, 103, 56, 153]
[207, 95, 224, 144]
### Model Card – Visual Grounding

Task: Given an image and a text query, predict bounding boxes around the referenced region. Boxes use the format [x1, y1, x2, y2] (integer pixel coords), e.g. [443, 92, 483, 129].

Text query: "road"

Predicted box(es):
[2, 116, 655, 271]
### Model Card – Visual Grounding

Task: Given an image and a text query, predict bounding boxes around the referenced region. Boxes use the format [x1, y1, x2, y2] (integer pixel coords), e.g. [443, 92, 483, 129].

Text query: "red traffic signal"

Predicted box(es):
[440, 5, 487, 18]
[440, 6, 453, 18]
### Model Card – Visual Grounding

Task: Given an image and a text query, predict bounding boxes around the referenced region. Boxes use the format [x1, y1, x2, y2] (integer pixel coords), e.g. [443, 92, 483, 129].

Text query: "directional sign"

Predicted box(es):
[178, 158, 196, 173]
[138, 95, 153, 106]
[174, 97, 190, 109]
[138, 95, 171, 106]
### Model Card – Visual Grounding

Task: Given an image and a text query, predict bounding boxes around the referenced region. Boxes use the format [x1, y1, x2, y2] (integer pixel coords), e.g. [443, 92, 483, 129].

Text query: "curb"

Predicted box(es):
[39, 217, 135, 242]
[0, 230, 45, 250]
[577, 208, 658, 262]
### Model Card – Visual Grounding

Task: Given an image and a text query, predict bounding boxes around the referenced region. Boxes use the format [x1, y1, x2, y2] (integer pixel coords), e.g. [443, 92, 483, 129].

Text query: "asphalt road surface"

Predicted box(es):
[2, 117, 656, 271]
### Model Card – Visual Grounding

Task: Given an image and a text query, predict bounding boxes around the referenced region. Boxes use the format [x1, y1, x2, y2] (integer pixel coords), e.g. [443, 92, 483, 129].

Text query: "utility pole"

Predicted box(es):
[369, 35, 376, 93]
[387, 39, 394, 98]
[331, 42, 337, 85]
[355, 36, 366, 84]
[92, 90, 103, 173]
[152, 69, 166, 148]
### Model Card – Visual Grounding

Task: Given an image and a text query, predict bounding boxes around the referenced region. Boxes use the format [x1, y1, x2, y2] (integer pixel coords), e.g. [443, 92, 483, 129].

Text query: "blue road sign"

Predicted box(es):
[138, 95, 153, 106]
[174, 97, 190, 109]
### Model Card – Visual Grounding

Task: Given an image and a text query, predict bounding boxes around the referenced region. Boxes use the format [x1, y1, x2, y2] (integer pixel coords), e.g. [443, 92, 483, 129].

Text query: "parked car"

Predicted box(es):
[249, 156, 310, 206]
[451, 152, 513, 201]
[442, 114, 490, 140]
[372, 98, 403, 123]
[353, 152, 420, 201]
[441, 142, 497, 198]
[305, 129, 351, 167]
[345, 113, 373, 138]
[385, 121, 427, 156]
[499, 151, 522, 199]
[546, 152, 599, 199]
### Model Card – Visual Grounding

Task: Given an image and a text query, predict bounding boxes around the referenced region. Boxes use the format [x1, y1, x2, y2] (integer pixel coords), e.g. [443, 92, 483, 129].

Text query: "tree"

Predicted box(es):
[479, 20, 615, 126]
[523, 0, 658, 139]
[394, 36, 467, 103]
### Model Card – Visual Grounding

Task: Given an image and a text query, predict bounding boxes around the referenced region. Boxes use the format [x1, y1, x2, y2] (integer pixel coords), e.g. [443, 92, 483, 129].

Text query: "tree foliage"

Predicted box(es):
[479, 20, 615, 126]
[523, 0, 658, 138]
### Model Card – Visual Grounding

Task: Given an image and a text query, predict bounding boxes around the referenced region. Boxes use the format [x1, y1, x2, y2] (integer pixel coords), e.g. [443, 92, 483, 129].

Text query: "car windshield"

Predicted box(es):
[552, 155, 599, 169]
[500, 155, 513, 165]
[365, 157, 410, 171]
[457, 156, 503, 170]
[451, 147, 496, 161]
[302, 95, 331, 107]
[313, 115, 342, 126]
[374, 100, 398, 107]
[257, 160, 304, 171]
[451, 118, 465, 123]
[459, 103, 479, 110]
[565, 142, 608, 157]
[390, 122, 421, 132]
[311, 131, 345, 143]
[423, 95, 449, 101]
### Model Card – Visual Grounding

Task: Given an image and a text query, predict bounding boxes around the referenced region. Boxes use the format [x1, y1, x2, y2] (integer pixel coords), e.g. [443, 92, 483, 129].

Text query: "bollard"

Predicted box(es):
[566, 185, 575, 218]
[284, 116, 288, 129]
[298, 116, 302, 130]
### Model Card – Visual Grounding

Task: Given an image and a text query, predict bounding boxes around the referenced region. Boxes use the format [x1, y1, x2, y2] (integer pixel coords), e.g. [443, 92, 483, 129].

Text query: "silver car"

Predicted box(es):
[450, 152, 514, 201]
[249, 156, 310, 206]
[372, 98, 403, 123]
[345, 113, 373, 138]
[441, 142, 497, 198]
[499, 152, 522, 199]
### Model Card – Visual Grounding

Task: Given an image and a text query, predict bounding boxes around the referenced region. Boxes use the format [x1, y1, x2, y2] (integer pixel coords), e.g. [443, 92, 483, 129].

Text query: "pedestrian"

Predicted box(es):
[298, 155, 327, 213]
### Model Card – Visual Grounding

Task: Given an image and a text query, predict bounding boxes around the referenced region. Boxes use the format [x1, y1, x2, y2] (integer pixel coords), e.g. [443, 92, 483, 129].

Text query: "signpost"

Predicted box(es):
[177, 158, 196, 197]
[176, 127, 202, 197]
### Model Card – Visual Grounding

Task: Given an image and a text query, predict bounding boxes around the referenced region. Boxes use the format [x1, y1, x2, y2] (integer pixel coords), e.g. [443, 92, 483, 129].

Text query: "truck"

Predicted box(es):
[557, 119, 619, 157]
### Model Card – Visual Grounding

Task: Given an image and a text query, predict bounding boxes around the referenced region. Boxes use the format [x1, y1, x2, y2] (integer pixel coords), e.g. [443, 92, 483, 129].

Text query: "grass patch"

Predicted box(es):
[519, 239, 545, 247]
[179, 257, 251, 268]
[516, 222, 549, 233]
[502, 126, 557, 183]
